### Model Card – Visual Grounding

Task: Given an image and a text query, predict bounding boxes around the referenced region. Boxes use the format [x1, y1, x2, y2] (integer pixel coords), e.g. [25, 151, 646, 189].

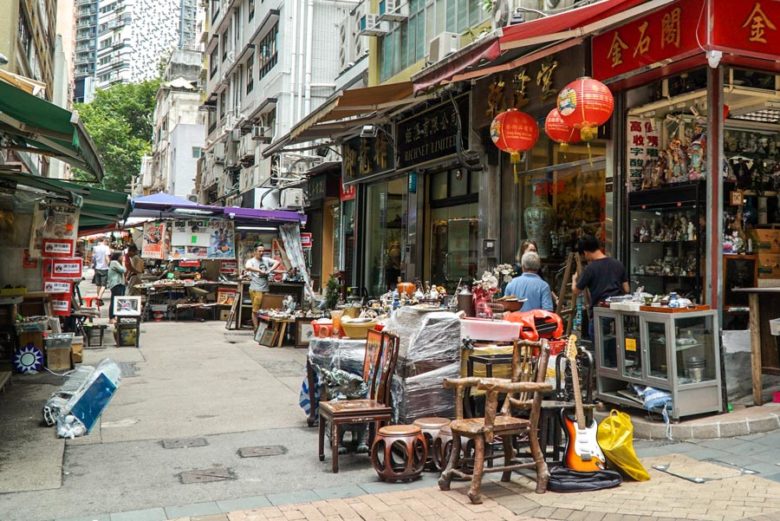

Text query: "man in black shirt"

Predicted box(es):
[572, 235, 629, 338]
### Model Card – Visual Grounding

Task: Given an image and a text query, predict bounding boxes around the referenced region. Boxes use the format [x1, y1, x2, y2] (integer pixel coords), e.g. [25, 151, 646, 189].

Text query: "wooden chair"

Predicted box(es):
[318, 332, 399, 473]
[438, 340, 552, 504]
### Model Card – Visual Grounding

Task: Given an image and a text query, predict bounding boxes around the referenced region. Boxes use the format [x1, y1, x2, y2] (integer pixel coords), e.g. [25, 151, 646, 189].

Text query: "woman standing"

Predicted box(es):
[107, 251, 126, 323]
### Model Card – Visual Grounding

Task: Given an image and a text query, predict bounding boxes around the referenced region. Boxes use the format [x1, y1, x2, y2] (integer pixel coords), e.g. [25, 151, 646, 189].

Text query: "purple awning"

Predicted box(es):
[223, 206, 307, 226]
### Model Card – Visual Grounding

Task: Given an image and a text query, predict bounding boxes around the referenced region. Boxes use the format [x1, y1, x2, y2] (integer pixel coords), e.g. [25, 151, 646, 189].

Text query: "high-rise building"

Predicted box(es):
[74, 0, 201, 103]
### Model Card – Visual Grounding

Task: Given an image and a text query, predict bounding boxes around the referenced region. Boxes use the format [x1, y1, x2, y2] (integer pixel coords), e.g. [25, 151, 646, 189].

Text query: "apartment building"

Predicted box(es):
[74, 0, 200, 103]
[198, 0, 354, 208]
[141, 48, 205, 197]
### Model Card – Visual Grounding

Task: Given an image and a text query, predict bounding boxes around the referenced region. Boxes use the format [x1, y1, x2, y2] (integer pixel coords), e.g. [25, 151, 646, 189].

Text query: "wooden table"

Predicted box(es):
[256, 314, 296, 348]
[733, 288, 780, 405]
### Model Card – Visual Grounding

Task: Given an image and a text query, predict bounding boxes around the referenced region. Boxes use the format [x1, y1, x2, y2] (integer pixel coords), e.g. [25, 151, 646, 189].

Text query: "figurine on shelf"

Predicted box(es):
[652, 156, 666, 188]
[639, 222, 650, 243]
[687, 220, 696, 241]
[746, 133, 759, 153]
[731, 230, 745, 254]
[668, 139, 689, 183]
[688, 139, 705, 181]
[640, 160, 656, 191]
[680, 216, 689, 240]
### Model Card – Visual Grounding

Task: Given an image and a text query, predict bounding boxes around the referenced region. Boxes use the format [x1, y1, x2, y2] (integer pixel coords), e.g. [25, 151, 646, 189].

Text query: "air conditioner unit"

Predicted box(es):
[251, 124, 271, 141]
[378, 0, 408, 22]
[187, 194, 199, 202]
[429, 32, 461, 63]
[239, 133, 255, 160]
[231, 128, 241, 142]
[280, 188, 305, 209]
[338, 18, 353, 70]
[358, 13, 389, 36]
[214, 142, 226, 163]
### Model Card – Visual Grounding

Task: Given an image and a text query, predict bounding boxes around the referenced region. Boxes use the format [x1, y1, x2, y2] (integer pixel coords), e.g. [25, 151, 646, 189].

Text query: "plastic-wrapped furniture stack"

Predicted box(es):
[384, 307, 461, 424]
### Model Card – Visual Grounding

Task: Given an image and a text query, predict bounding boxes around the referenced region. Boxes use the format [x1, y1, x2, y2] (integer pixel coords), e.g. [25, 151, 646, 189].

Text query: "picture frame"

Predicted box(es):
[114, 296, 142, 317]
[254, 320, 269, 343]
[259, 327, 277, 347]
[294, 318, 315, 348]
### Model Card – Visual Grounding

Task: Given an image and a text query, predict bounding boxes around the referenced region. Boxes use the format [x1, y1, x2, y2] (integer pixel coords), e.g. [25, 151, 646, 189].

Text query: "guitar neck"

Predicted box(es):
[570, 357, 587, 429]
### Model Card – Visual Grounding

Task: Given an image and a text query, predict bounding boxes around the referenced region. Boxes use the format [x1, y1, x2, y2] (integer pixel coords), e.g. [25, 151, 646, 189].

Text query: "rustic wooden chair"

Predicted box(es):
[438, 339, 552, 504]
[318, 332, 399, 473]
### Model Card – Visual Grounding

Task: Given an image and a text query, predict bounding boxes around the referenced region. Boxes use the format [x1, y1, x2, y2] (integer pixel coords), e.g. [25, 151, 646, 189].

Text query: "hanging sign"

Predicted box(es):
[44, 258, 83, 280]
[591, 0, 704, 81]
[170, 219, 235, 260]
[142, 222, 167, 260]
[396, 94, 469, 170]
[342, 129, 395, 182]
[626, 117, 660, 191]
[43, 279, 73, 294]
[711, 0, 780, 60]
[339, 179, 356, 201]
[42, 238, 74, 258]
[301, 232, 313, 249]
[51, 294, 72, 316]
[220, 260, 238, 274]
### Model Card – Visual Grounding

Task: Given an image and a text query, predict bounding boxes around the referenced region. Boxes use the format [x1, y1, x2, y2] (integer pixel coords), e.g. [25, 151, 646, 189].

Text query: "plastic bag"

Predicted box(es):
[596, 410, 650, 481]
[547, 465, 623, 492]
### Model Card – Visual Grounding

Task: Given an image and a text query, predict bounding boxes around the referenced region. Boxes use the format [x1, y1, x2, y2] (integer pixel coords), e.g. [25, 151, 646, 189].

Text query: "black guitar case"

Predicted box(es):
[547, 465, 623, 493]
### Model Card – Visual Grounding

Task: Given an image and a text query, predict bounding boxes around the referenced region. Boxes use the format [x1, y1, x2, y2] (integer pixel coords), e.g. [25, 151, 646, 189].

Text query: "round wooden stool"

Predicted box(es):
[413, 417, 450, 471]
[371, 425, 427, 482]
[432, 424, 454, 471]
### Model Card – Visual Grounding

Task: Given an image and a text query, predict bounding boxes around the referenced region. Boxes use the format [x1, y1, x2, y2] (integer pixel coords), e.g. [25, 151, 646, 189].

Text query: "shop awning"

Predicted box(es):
[0, 171, 130, 232]
[224, 207, 307, 226]
[412, 36, 501, 94]
[262, 82, 420, 158]
[0, 81, 105, 181]
[0, 69, 47, 96]
[499, 0, 665, 51]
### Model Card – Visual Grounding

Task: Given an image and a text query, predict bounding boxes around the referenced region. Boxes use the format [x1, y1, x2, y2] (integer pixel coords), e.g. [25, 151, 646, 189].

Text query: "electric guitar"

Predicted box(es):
[561, 334, 605, 472]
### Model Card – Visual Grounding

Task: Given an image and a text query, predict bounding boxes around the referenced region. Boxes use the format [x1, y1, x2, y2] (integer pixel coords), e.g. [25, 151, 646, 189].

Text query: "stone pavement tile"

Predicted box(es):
[313, 485, 367, 500]
[165, 503, 223, 519]
[56, 515, 112, 521]
[761, 472, 780, 483]
[217, 497, 273, 512]
[192, 515, 229, 521]
[266, 491, 321, 506]
[110, 508, 167, 521]
[358, 481, 416, 495]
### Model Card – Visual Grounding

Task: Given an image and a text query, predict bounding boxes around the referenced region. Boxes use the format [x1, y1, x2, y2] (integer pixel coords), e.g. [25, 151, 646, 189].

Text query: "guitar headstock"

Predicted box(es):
[565, 334, 578, 362]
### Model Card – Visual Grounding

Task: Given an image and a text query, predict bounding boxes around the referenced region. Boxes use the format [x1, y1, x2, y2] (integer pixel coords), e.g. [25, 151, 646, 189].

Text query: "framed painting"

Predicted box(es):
[363, 330, 384, 399]
[254, 320, 269, 343]
[114, 296, 142, 317]
[294, 318, 315, 348]
[259, 327, 277, 347]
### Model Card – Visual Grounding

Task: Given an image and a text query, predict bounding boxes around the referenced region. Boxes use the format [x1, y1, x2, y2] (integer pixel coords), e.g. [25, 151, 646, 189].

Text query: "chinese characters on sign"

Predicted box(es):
[626, 117, 660, 192]
[486, 60, 559, 117]
[592, 0, 701, 81]
[743, 2, 776, 43]
[341, 131, 395, 182]
[397, 94, 469, 169]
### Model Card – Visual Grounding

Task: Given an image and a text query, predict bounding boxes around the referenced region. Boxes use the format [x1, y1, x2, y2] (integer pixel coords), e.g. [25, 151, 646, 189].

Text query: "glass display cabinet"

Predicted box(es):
[628, 181, 705, 303]
[594, 307, 722, 419]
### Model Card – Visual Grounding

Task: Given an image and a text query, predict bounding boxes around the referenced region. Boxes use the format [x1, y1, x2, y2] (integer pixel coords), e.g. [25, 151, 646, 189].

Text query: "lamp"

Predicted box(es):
[707, 50, 723, 69]
[360, 125, 379, 138]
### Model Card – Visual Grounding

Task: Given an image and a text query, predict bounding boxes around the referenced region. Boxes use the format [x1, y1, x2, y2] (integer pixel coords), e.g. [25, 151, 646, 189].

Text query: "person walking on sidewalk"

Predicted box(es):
[572, 234, 629, 338]
[91, 237, 111, 303]
[244, 244, 279, 330]
[107, 251, 126, 323]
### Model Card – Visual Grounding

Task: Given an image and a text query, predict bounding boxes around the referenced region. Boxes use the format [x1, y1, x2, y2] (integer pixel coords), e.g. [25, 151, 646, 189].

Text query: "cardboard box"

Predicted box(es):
[71, 336, 83, 364]
[752, 229, 780, 253]
[757, 253, 780, 279]
[46, 346, 72, 371]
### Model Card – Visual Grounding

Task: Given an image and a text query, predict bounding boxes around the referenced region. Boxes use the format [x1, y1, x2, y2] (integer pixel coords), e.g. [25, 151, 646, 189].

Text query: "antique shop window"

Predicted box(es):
[364, 177, 408, 296]
[426, 168, 479, 292]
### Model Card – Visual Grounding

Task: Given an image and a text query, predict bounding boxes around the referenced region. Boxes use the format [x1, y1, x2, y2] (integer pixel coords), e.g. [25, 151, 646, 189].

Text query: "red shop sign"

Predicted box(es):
[51, 294, 72, 316]
[711, 0, 780, 60]
[301, 232, 313, 249]
[43, 258, 83, 280]
[339, 181, 356, 202]
[592, 0, 705, 81]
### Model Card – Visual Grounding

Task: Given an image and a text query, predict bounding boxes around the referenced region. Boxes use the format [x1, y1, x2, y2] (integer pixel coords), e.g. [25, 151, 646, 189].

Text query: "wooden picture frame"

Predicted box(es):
[294, 318, 315, 348]
[259, 327, 277, 347]
[114, 296, 142, 316]
[363, 330, 384, 399]
[254, 320, 269, 343]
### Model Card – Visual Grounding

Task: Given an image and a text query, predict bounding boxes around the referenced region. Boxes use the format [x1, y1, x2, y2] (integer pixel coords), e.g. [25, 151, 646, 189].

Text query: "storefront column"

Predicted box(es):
[475, 129, 500, 274]
[706, 66, 724, 312]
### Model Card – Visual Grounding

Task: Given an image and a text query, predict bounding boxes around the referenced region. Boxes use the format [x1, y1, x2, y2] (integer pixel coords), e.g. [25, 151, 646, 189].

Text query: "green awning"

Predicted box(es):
[0, 171, 129, 232]
[0, 81, 104, 180]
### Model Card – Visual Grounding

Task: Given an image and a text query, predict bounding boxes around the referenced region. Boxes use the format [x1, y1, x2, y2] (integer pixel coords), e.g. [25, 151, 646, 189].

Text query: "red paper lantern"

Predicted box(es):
[544, 108, 581, 150]
[556, 76, 614, 141]
[490, 109, 539, 183]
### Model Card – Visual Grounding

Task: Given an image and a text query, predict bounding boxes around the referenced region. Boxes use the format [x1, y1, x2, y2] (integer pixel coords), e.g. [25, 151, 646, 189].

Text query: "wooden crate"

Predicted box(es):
[757, 253, 780, 279]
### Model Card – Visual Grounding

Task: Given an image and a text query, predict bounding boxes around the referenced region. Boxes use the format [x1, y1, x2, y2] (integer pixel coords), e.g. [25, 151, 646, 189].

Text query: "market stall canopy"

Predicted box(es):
[0, 171, 129, 233]
[262, 82, 421, 157]
[129, 192, 307, 226]
[0, 81, 105, 181]
[0, 69, 47, 96]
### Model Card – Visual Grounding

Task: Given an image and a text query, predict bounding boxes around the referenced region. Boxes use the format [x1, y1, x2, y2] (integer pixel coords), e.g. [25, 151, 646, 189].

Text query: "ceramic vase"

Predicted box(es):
[524, 194, 555, 258]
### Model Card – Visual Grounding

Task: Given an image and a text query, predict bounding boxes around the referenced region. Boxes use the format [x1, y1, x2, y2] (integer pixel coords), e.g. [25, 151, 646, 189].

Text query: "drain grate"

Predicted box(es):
[161, 437, 209, 449]
[179, 466, 235, 484]
[238, 445, 288, 458]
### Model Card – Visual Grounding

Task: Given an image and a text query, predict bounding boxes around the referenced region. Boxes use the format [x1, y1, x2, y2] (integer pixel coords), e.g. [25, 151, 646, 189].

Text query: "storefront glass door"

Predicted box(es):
[364, 177, 408, 296]
[430, 203, 478, 292]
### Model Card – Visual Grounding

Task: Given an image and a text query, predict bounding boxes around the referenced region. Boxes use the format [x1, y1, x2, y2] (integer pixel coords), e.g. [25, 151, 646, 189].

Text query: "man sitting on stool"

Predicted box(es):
[503, 251, 554, 312]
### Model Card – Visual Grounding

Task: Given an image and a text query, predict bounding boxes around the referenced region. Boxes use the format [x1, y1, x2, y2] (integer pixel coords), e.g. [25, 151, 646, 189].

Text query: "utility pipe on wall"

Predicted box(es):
[288, 0, 299, 131]
[296, 0, 306, 122]
[304, 0, 314, 116]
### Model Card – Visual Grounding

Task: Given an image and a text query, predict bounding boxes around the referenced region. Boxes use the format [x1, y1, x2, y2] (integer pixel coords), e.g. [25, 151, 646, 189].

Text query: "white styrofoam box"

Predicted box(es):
[460, 318, 522, 342]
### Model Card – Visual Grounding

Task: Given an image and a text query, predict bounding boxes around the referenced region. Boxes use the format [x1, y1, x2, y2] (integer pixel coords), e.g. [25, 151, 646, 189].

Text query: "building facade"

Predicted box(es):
[142, 49, 205, 197]
[74, 0, 200, 103]
[197, 0, 353, 209]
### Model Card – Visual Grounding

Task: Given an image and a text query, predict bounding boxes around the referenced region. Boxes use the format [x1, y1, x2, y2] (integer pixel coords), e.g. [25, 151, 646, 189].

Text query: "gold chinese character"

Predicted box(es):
[536, 59, 558, 101]
[512, 68, 531, 109]
[375, 133, 388, 170]
[487, 78, 506, 118]
[359, 139, 371, 175]
[608, 32, 629, 67]
[743, 2, 776, 44]
[633, 21, 651, 57]
[662, 8, 681, 48]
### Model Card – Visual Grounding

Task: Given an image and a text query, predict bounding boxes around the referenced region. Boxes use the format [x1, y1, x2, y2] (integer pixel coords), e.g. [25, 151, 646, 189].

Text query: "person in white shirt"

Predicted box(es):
[91, 237, 111, 301]
[244, 244, 280, 330]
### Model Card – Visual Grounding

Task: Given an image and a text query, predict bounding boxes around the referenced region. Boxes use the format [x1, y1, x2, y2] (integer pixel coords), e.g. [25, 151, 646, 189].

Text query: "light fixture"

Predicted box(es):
[0, 53, 7, 65]
[173, 208, 214, 215]
[360, 125, 378, 138]
[236, 226, 277, 231]
[707, 50, 723, 69]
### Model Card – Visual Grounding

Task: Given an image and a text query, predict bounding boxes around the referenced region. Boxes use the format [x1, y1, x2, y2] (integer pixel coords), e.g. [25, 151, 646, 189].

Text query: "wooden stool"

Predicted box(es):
[413, 417, 450, 471]
[371, 425, 427, 482]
